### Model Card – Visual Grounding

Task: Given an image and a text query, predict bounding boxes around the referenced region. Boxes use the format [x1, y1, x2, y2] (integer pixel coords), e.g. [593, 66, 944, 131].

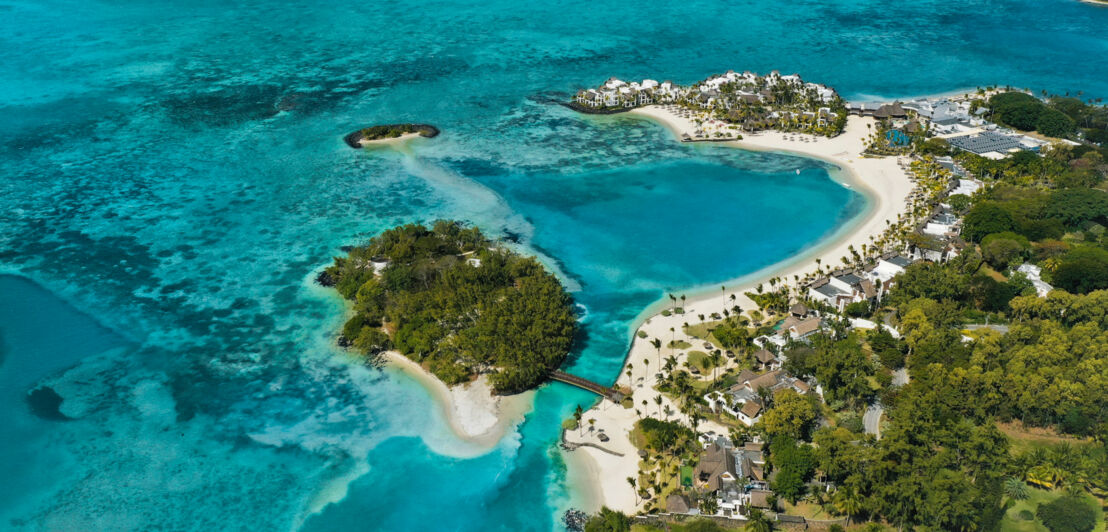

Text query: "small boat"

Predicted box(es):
[795, 169, 801, 175]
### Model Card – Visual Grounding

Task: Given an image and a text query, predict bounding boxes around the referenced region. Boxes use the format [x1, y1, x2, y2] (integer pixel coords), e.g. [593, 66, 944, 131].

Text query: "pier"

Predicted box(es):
[550, 370, 624, 402]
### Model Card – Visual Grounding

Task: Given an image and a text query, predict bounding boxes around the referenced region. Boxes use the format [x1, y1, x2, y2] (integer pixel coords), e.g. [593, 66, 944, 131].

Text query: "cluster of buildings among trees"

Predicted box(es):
[572, 70, 848, 136]
[574, 82, 1108, 532]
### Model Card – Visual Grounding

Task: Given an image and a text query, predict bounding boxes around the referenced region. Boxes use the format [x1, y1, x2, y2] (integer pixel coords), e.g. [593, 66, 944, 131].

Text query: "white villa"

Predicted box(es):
[808, 271, 878, 311]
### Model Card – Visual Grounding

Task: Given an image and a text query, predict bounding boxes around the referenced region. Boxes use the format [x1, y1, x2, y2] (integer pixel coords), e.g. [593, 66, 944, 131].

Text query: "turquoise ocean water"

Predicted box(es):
[1, 0, 1106, 529]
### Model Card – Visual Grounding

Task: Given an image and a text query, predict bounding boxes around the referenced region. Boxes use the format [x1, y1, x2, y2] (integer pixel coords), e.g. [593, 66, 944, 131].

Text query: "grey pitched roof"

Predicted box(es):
[814, 283, 846, 298]
[836, 272, 864, 286]
[886, 255, 912, 268]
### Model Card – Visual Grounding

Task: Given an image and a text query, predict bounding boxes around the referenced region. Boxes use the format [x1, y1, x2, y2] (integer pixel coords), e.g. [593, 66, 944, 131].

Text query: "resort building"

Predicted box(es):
[690, 438, 770, 520]
[807, 271, 877, 311]
[572, 70, 843, 135]
[866, 254, 913, 285]
[704, 369, 810, 426]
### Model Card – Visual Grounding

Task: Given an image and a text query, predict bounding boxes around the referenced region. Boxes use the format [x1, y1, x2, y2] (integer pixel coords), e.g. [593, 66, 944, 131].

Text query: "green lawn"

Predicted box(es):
[1000, 488, 1106, 532]
[668, 339, 693, 350]
[782, 500, 835, 520]
[686, 350, 710, 370]
[684, 320, 726, 346]
[998, 421, 1093, 456]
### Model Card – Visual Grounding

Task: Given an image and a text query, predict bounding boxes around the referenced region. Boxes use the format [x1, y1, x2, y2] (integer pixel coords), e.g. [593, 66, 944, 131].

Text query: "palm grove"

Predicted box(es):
[322, 221, 577, 394]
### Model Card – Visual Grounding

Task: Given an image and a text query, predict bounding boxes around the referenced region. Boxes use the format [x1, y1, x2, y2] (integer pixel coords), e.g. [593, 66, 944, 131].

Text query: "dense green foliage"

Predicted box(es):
[758, 196, 1108, 529]
[990, 92, 1044, 131]
[952, 182, 1108, 294]
[955, 143, 1105, 188]
[583, 507, 631, 532]
[987, 91, 1104, 141]
[325, 221, 576, 394]
[768, 436, 815, 504]
[637, 417, 696, 452]
[1036, 494, 1098, 532]
[783, 333, 876, 407]
[357, 123, 431, 140]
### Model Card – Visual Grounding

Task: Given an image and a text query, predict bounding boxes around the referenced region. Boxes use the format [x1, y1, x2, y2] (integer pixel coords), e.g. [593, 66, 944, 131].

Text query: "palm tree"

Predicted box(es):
[1003, 477, 1029, 501]
[744, 508, 772, 532]
[709, 351, 723, 381]
[654, 395, 663, 417]
[663, 404, 673, 420]
[651, 338, 662, 366]
[574, 404, 583, 436]
[627, 476, 639, 505]
[833, 485, 865, 524]
[680, 294, 686, 309]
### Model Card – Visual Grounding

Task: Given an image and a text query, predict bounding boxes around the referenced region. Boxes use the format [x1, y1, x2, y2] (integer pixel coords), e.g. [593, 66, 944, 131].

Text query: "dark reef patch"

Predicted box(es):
[27, 386, 71, 421]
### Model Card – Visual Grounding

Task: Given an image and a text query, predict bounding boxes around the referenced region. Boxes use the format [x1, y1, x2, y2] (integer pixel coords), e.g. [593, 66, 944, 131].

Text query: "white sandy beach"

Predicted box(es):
[563, 106, 917, 514]
[359, 131, 423, 147]
[382, 352, 534, 451]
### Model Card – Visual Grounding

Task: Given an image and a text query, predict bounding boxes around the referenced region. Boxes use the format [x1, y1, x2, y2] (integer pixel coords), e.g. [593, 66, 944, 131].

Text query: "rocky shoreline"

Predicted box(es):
[342, 123, 440, 148]
[559, 101, 634, 115]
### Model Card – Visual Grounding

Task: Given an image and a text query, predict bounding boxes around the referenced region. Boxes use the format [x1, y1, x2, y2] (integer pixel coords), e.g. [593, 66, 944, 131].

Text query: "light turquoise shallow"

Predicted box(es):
[1, 0, 1106, 530]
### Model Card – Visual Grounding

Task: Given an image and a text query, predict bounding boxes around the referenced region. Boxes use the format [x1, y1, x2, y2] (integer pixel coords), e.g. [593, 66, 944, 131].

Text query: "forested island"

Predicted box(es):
[342, 123, 440, 148]
[321, 221, 577, 394]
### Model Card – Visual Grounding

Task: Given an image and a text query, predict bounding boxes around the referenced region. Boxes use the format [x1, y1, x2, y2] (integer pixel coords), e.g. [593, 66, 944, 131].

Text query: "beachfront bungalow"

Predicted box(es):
[923, 211, 960, 238]
[909, 232, 962, 263]
[706, 442, 770, 519]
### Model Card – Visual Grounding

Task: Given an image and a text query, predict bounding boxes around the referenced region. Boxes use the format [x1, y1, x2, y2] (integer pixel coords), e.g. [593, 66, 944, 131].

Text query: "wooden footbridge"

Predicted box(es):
[550, 370, 624, 402]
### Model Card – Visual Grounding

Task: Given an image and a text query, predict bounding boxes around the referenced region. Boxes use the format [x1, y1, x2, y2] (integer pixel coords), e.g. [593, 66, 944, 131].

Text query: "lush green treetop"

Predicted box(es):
[324, 221, 576, 394]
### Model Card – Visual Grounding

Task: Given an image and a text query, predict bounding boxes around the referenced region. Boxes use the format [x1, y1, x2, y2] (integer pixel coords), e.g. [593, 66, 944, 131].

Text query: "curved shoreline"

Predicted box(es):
[562, 106, 916, 513]
[625, 106, 911, 324]
[381, 352, 535, 454]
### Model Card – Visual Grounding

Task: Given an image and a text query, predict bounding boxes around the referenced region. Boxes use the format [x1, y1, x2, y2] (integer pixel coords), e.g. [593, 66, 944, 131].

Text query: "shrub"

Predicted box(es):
[947, 194, 972, 212]
[843, 301, 871, 318]
[583, 507, 630, 532]
[1036, 494, 1097, 532]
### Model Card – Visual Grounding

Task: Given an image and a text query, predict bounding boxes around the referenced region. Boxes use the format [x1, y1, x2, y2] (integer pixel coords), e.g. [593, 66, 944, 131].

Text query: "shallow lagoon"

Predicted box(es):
[2, 0, 1107, 529]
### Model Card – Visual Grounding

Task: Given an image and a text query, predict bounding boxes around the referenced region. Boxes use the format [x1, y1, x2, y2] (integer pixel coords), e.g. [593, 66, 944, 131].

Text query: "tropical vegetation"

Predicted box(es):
[323, 221, 576, 394]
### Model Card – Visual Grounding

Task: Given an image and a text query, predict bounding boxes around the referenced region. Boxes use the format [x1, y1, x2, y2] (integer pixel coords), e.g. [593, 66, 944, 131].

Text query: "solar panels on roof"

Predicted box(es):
[948, 132, 1023, 154]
